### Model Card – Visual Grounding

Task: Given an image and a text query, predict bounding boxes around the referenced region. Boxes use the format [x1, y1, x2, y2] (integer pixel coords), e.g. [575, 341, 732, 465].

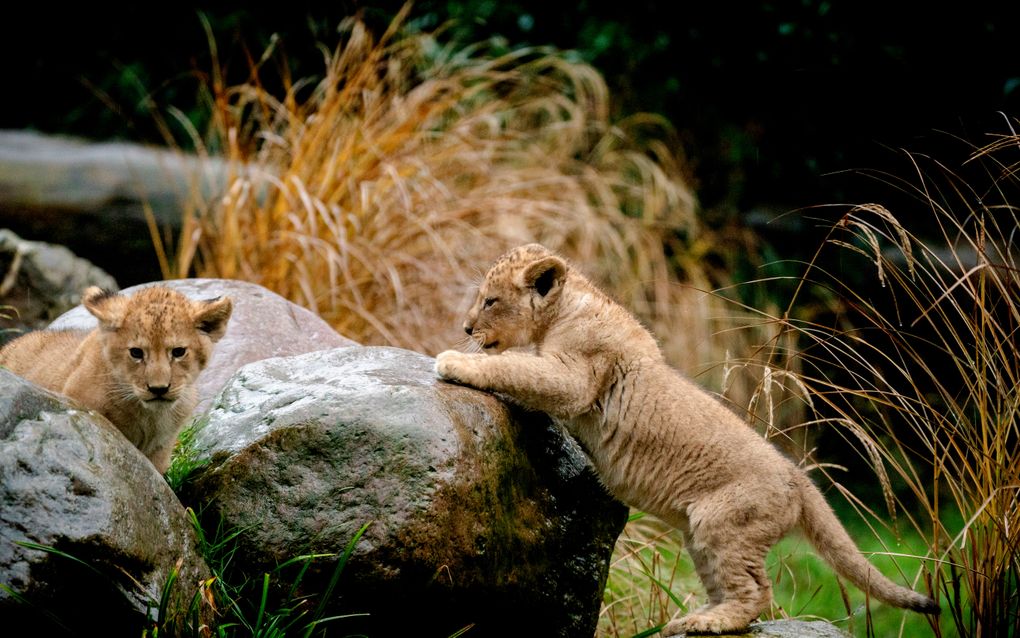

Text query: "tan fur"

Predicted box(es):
[0, 286, 232, 473]
[436, 244, 938, 635]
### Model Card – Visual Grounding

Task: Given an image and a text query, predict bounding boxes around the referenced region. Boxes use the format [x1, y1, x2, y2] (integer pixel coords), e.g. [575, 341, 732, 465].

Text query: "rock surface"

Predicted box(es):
[183, 345, 629, 638]
[0, 369, 211, 635]
[49, 278, 357, 414]
[666, 619, 851, 637]
[0, 228, 118, 341]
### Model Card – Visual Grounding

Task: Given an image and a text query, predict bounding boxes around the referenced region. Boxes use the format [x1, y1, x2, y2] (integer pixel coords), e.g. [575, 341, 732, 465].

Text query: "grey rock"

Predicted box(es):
[183, 345, 628, 638]
[49, 278, 357, 414]
[666, 619, 851, 637]
[751, 620, 852, 637]
[0, 228, 118, 341]
[0, 369, 211, 636]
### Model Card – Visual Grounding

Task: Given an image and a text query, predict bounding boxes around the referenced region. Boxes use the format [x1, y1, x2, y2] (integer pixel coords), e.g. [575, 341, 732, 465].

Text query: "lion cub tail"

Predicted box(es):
[796, 476, 940, 614]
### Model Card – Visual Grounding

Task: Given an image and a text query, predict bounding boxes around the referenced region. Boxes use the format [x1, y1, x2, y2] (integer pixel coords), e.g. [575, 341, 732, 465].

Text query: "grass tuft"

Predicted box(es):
[165, 417, 210, 493]
[603, 129, 1020, 637]
[178, 508, 372, 637]
[711, 129, 1020, 637]
[157, 6, 722, 372]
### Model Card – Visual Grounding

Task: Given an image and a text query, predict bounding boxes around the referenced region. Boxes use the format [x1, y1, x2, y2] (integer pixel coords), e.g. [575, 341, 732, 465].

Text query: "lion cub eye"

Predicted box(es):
[171, 347, 187, 358]
[483, 297, 498, 309]
[129, 348, 144, 361]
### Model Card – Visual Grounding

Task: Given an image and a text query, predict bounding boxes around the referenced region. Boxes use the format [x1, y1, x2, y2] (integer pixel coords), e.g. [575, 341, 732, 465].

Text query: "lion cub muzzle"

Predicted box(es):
[118, 339, 194, 405]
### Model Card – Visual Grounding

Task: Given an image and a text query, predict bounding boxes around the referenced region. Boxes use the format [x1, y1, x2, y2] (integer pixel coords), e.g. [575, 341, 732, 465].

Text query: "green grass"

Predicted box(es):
[164, 416, 210, 493]
[599, 513, 694, 638]
[151, 508, 373, 638]
[767, 510, 956, 637]
[601, 506, 955, 638]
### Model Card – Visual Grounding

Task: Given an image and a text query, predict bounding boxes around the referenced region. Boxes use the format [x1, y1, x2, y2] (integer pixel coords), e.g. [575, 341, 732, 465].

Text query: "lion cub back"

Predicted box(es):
[0, 329, 92, 391]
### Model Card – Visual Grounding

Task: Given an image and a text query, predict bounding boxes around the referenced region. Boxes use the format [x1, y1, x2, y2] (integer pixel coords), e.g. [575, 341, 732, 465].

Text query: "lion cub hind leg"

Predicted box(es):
[683, 536, 726, 608]
[663, 496, 789, 635]
[663, 543, 771, 635]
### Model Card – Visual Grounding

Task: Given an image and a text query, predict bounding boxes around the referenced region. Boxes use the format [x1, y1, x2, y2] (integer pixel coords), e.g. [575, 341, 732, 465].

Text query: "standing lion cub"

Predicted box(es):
[0, 285, 232, 474]
[435, 244, 938, 635]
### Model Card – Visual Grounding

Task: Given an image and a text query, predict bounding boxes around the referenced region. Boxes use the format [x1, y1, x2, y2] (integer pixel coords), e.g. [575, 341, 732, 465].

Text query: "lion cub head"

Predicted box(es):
[82, 286, 233, 407]
[463, 243, 567, 353]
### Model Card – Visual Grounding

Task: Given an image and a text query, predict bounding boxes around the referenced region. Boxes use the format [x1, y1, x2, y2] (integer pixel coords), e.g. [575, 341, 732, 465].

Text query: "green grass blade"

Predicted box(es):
[254, 572, 271, 631]
[303, 521, 372, 637]
[14, 541, 104, 576]
[629, 625, 665, 638]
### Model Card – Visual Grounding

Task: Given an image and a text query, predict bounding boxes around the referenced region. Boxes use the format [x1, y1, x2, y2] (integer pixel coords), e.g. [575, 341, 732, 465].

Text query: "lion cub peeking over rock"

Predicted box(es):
[435, 244, 938, 635]
[0, 286, 232, 473]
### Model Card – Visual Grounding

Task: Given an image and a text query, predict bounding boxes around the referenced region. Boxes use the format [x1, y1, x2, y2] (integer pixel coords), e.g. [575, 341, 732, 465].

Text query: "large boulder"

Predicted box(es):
[183, 345, 628, 638]
[0, 228, 118, 342]
[0, 370, 211, 636]
[50, 278, 357, 414]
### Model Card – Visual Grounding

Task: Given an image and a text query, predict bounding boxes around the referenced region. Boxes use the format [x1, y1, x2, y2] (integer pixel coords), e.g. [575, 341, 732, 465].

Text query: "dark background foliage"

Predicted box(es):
[4, 1, 1019, 217]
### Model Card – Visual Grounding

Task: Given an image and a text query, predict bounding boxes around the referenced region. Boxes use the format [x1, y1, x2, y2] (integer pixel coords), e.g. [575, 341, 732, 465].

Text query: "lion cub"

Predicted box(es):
[0, 286, 232, 474]
[436, 244, 938, 635]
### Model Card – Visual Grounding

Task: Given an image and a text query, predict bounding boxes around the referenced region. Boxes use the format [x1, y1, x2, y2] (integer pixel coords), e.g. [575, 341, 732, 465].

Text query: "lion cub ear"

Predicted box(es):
[522, 255, 567, 298]
[192, 296, 233, 342]
[82, 286, 128, 330]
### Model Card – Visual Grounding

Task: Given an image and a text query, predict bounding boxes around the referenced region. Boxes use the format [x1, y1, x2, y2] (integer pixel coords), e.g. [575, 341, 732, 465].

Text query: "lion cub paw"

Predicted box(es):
[662, 613, 747, 636]
[435, 350, 479, 384]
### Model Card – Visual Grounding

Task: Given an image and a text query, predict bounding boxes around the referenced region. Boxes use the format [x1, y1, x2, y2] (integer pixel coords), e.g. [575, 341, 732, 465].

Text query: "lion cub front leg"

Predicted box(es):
[435, 350, 597, 419]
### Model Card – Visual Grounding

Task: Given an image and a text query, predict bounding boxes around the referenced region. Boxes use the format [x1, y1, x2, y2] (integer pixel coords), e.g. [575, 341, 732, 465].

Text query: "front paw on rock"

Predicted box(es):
[434, 350, 463, 380]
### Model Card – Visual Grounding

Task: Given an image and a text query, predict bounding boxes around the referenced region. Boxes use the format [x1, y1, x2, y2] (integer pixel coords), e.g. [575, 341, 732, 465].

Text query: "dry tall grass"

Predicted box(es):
[745, 131, 1020, 636]
[602, 128, 1020, 636]
[157, 9, 818, 637]
[160, 8, 725, 370]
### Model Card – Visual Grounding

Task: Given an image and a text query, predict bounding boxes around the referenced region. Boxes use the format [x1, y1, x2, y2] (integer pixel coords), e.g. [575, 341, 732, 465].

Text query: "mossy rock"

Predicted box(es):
[182, 345, 627, 638]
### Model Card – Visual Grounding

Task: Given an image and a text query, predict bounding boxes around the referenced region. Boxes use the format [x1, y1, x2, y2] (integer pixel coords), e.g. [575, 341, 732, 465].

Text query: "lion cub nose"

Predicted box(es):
[464, 325, 474, 336]
[148, 385, 170, 397]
